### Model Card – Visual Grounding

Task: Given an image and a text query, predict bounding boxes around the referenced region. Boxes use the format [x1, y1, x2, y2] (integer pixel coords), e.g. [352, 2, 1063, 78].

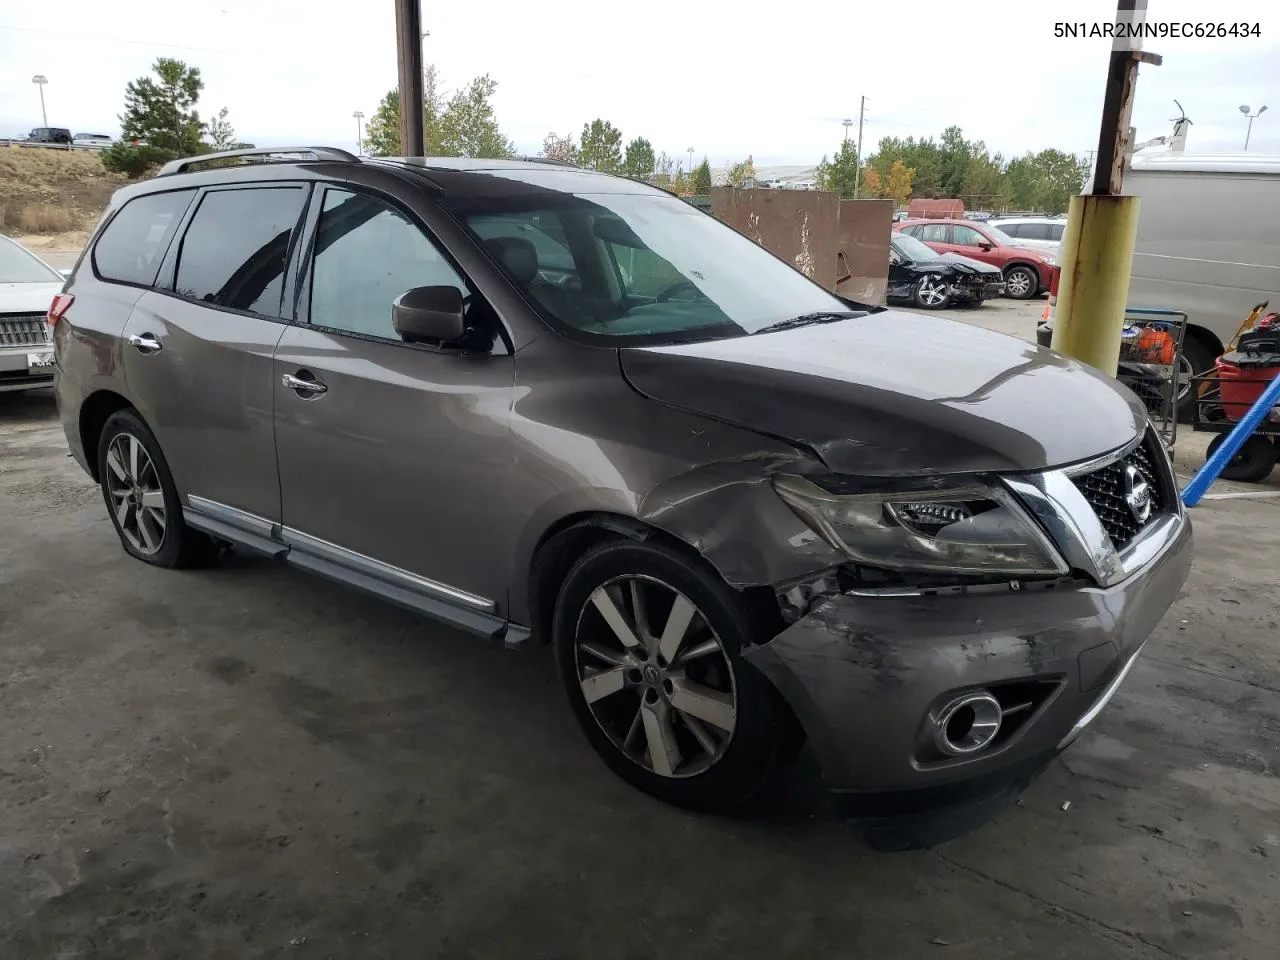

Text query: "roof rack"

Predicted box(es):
[157, 146, 359, 176]
[515, 155, 580, 168]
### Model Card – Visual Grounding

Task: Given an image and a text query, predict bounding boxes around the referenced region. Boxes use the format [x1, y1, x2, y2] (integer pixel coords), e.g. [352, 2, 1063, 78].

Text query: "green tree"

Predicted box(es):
[961, 151, 1008, 208]
[882, 159, 915, 204]
[725, 154, 757, 188]
[540, 131, 577, 163]
[817, 139, 859, 197]
[578, 119, 623, 172]
[362, 65, 448, 157]
[1005, 149, 1087, 213]
[692, 157, 712, 194]
[102, 57, 204, 174]
[938, 125, 973, 197]
[622, 136, 656, 180]
[652, 151, 675, 188]
[203, 106, 237, 150]
[439, 74, 513, 158]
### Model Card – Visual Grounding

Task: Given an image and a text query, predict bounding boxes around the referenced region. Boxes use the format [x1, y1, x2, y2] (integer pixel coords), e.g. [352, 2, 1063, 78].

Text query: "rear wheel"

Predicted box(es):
[553, 539, 794, 811]
[1174, 335, 1216, 423]
[97, 409, 221, 568]
[1206, 433, 1278, 484]
[1002, 265, 1038, 300]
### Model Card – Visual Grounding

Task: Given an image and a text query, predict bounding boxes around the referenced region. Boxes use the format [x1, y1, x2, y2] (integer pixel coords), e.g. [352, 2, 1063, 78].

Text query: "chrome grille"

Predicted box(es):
[0, 314, 51, 347]
[1072, 435, 1169, 552]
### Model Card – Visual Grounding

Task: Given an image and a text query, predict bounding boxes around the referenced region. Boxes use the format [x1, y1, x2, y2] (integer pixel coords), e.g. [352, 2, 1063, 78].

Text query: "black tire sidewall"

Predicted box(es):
[97, 410, 189, 567]
[552, 539, 786, 811]
[1003, 265, 1037, 299]
[1207, 432, 1278, 483]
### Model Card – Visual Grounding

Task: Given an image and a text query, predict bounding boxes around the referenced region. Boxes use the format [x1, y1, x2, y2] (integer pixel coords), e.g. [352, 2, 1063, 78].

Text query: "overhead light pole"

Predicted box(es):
[1240, 104, 1267, 150]
[353, 110, 365, 155]
[852, 96, 866, 200]
[686, 146, 694, 174]
[32, 75, 48, 128]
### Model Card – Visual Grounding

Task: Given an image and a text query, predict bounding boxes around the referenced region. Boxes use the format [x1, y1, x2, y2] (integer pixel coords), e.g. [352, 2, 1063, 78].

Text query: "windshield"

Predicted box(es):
[984, 225, 1017, 246]
[892, 234, 940, 262]
[0, 238, 63, 283]
[445, 191, 849, 345]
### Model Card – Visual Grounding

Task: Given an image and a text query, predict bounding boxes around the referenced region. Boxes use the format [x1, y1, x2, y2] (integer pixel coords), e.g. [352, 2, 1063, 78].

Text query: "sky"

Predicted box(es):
[1, 0, 1277, 166]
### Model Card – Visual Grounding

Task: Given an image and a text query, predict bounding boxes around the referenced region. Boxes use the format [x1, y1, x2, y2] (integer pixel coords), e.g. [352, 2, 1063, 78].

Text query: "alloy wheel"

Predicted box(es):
[574, 574, 737, 779]
[104, 432, 167, 555]
[1005, 268, 1033, 298]
[917, 276, 949, 307]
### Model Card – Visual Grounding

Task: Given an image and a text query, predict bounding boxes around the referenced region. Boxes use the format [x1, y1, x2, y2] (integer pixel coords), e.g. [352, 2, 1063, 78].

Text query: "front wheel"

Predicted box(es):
[912, 274, 952, 309]
[1003, 265, 1038, 300]
[1206, 432, 1278, 484]
[553, 540, 795, 812]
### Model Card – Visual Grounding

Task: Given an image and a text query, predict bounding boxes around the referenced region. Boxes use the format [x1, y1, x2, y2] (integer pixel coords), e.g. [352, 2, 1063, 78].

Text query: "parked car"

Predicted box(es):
[52, 147, 1191, 831]
[986, 216, 1065, 257]
[1038, 152, 1280, 418]
[896, 218, 1058, 300]
[887, 233, 1006, 308]
[0, 235, 64, 392]
[27, 127, 72, 145]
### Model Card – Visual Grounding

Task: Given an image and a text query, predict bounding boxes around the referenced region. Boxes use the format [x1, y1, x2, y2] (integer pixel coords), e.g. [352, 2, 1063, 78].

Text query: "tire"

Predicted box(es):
[1174, 335, 1217, 423]
[912, 274, 952, 310]
[1206, 433, 1278, 484]
[553, 539, 794, 812]
[96, 409, 221, 568]
[1002, 264, 1038, 300]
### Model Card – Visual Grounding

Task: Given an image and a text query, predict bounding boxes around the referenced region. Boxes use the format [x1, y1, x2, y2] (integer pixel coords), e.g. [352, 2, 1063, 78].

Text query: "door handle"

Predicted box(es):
[282, 372, 328, 396]
[128, 333, 162, 353]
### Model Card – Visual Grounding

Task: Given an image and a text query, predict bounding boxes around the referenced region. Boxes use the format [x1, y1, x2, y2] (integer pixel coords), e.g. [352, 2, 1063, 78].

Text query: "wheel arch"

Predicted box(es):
[78, 389, 136, 482]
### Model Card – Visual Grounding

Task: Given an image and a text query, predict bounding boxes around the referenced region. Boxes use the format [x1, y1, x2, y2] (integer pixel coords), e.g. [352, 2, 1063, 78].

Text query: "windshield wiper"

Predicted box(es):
[751, 310, 865, 335]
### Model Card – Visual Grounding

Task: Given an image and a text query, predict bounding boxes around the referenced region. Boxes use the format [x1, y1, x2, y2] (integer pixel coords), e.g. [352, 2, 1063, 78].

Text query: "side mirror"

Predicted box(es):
[393, 286, 466, 344]
[978, 241, 994, 251]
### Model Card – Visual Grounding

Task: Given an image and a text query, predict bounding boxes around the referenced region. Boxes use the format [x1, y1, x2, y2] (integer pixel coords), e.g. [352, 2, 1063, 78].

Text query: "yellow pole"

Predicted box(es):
[1049, 194, 1140, 377]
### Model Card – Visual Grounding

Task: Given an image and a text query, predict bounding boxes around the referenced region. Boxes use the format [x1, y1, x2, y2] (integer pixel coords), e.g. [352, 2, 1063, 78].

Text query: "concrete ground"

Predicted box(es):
[2, 302, 1278, 958]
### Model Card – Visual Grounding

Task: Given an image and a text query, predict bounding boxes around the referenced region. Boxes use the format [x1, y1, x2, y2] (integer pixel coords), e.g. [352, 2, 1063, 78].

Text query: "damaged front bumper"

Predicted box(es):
[744, 504, 1192, 807]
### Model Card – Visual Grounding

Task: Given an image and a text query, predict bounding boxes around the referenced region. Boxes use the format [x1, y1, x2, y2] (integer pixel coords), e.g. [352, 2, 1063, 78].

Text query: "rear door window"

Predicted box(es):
[950, 225, 986, 246]
[92, 190, 196, 287]
[919, 223, 951, 243]
[173, 186, 307, 318]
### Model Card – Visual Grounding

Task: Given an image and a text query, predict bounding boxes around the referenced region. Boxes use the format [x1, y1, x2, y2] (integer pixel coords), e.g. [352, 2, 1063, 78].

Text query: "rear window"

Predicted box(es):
[92, 190, 196, 287]
[999, 223, 1023, 237]
[173, 186, 307, 318]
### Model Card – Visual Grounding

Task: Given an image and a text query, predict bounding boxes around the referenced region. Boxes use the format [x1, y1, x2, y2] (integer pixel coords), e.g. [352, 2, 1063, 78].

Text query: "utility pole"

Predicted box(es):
[393, 0, 425, 156]
[353, 110, 365, 155]
[686, 146, 694, 175]
[1050, 0, 1162, 376]
[852, 96, 866, 200]
[841, 118, 852, 143]
[31, 76, 48, 129]
[1240, 104, 1268, 150]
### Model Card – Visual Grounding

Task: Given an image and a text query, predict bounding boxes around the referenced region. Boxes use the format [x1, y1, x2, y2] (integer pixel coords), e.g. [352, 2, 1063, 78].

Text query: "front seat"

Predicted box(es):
[482, 236, 580, 324]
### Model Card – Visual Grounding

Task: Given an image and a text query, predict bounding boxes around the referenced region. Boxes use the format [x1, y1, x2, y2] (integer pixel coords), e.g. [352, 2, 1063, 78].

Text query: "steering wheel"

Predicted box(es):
[654, 279, 702, 302]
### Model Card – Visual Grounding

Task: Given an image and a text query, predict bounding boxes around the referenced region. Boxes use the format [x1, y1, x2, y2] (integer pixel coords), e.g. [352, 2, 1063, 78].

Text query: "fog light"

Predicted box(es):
[934, 691, 1003, 756]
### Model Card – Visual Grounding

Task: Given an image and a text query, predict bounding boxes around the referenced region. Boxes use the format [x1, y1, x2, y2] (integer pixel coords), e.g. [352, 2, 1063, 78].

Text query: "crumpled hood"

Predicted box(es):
[620, 310, 1146, 477]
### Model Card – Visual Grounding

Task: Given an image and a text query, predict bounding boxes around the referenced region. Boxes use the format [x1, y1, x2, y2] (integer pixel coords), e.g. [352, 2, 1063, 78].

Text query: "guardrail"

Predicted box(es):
[1, 139, 110, 151]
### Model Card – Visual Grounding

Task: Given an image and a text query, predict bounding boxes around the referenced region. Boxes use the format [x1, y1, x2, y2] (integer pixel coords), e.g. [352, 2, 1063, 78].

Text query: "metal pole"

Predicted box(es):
[353, 111, 364, 155]
[38, 85, 47, 128]
[853, 95, 866, 200]
[1244, 115, 1253, 150]
[1181, 370, 1280, 506]
[393, 0, 425, 156]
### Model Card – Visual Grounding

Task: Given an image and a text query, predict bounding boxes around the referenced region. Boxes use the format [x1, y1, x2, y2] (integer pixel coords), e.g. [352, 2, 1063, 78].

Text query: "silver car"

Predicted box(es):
[0, 235, 63, 392]
[51, 148, 1192, 835]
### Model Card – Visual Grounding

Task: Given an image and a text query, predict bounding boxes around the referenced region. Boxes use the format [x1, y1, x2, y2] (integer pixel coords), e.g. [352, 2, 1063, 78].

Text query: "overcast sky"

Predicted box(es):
[1, 0, 1276, 165]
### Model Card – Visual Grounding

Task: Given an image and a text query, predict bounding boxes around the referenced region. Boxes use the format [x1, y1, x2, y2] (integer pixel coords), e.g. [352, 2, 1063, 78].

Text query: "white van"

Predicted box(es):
[1040, 151, 1280, 408]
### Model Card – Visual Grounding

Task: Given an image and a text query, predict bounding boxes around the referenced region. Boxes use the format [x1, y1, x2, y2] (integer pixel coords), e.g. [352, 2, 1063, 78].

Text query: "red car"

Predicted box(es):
[894, 219, 1058, 300]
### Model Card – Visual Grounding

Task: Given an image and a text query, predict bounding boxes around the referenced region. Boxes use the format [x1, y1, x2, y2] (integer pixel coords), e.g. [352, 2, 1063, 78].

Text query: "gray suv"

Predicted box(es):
[52, 147, 1192, 823]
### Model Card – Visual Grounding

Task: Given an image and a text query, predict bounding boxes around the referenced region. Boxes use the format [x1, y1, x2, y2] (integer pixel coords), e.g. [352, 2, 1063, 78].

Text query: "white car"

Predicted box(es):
[0, 235, 64, 392]
[986, 216, 1065, 257]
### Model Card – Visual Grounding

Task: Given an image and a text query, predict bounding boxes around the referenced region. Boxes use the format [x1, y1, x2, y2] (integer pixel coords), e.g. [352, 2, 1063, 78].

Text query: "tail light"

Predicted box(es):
[48, 293, 74, 328]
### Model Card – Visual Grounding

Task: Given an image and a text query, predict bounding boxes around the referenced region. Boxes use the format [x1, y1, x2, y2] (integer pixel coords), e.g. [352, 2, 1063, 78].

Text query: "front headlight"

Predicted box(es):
[1044, 257, 1058, 267]
[773, 476, 1067, 577]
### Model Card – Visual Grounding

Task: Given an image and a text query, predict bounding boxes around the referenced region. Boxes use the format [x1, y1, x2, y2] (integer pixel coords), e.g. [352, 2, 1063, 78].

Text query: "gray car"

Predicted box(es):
[52, 147, 1192, 826]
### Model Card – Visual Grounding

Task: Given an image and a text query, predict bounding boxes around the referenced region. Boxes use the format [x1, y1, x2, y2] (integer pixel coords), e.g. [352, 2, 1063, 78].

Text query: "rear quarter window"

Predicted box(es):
[92, 190, 196, 287]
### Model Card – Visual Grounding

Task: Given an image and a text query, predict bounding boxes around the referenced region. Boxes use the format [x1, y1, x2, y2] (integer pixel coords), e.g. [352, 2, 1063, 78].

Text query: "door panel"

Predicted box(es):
[272, 327, 516, 608]
[123, 292, 286, 519]
[948, 224, 1000, 267]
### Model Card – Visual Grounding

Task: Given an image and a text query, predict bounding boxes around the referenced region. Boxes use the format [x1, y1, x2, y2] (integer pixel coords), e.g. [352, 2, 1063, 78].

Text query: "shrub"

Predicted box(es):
[100, 142, 176, 178]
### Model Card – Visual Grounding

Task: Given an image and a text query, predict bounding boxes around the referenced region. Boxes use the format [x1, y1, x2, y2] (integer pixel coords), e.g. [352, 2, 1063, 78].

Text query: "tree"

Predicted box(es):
[438, 75, 513, 158]
[101, 58, 204, 175]
[692, 157, 712, 195]
[671, 165, 690, 196]
[860, 167, 883, 198]
[725, 154, 757, 188]
[1005, 149, 1087, 213]
[938, 125, 973, 197]
[653, 151, 675, 188]
[622, 137, 655, 181]
[363, 65, 453, 157]
[204, 106, 237, 150]
[578, 119, 623, 173]
[817, 140, 859, 197]
[540, 131, 577, 163]
[882, 160, 915, 204]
